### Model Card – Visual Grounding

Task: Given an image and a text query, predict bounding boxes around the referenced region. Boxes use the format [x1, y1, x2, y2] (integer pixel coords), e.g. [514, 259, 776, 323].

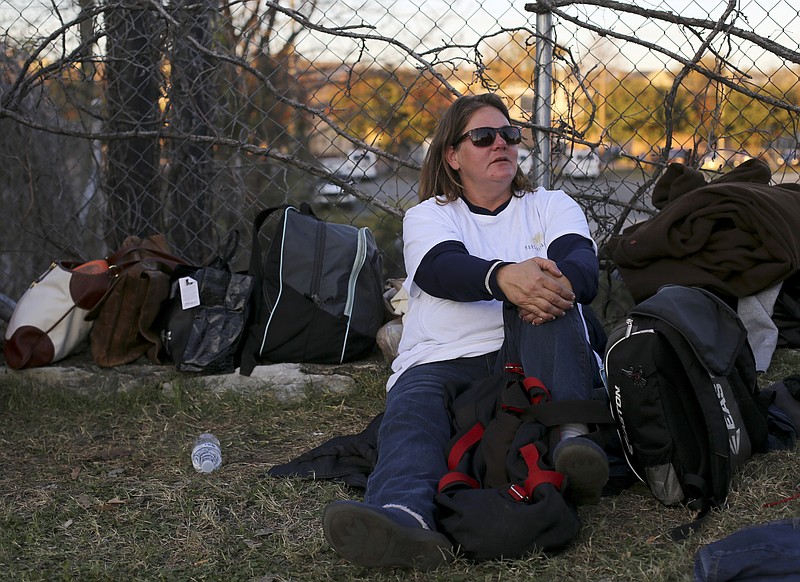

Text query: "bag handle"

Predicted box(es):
[216, 229, 240, 266]
[197, 229, 242, 271]
[248, 204, 317, 286]
[107, 245, 187, 271]
[86, 236, 188, 320]
[105, 232, 188, 274]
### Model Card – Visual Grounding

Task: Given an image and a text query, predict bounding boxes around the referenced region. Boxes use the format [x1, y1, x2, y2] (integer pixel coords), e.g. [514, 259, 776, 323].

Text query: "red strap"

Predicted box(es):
[504, 362, 524, 375]
[523, 376, 550, 404]
[446, 422, 484, 470]
[438, 471, 480, 492]
[523, 376, 545, 392]
[501, 402, 526, 414]
[507, 443, 564, 501]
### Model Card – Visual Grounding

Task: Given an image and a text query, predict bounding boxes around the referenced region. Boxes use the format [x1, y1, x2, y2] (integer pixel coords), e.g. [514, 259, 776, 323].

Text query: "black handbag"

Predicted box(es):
[158, 232, 254, 374]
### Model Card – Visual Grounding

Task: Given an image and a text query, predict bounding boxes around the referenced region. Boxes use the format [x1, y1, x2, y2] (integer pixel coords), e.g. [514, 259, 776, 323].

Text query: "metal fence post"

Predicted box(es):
[533, 9, 553, 190]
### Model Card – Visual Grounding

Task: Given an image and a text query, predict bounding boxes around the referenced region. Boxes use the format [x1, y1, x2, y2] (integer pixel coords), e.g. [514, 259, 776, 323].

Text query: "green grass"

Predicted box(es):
[1, 353, 798, 581]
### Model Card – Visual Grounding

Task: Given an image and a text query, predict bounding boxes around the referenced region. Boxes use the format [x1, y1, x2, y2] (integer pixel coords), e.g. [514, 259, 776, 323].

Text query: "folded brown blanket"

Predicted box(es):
[607, 159, 800, 301]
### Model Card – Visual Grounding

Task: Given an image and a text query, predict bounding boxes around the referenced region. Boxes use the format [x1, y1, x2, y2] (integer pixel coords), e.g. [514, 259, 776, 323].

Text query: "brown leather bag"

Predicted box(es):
[87, 234, 188, 367]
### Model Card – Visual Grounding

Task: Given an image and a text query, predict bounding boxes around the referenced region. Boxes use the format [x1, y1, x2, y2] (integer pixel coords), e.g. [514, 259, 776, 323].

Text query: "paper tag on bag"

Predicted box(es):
[179, 276, 201, 309]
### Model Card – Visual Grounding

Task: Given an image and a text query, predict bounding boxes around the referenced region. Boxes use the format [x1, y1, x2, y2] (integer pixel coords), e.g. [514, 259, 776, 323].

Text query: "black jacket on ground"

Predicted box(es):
[267, 413, 382, 490]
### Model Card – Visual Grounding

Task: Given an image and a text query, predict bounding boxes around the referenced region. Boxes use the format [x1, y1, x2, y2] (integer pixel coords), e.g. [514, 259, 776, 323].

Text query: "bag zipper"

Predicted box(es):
[259, 208, 294, 356]
[603, 315, 650, 484]
[310, 220, 326, 306]
[339, 227, 369, 362]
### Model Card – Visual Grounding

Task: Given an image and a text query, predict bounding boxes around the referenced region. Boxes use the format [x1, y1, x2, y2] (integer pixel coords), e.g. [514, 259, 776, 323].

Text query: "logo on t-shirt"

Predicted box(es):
[524, 232, 545, 252]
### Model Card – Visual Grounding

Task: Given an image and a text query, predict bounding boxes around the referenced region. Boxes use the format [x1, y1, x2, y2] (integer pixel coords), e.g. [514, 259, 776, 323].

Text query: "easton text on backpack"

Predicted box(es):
[603, 285, 770, 535]
[239, 204, 384, 375]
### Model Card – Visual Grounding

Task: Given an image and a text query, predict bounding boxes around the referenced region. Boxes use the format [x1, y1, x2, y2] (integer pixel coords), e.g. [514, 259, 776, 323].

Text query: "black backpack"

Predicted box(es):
[435, 366, 614, 560]
[239, 204, 384, 375]
[603, 285, 770, 533]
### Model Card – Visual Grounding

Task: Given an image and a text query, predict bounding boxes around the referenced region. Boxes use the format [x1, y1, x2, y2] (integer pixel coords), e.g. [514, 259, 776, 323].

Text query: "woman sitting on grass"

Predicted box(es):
[322, 92, 607, 569]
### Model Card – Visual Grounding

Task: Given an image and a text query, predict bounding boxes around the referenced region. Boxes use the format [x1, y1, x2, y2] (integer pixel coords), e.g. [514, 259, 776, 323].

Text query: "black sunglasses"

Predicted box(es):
[453, 125, 522, 147]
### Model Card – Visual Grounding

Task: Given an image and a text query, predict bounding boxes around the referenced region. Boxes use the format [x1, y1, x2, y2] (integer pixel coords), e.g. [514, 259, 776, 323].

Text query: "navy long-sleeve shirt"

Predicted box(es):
[414, 198, 598, 304]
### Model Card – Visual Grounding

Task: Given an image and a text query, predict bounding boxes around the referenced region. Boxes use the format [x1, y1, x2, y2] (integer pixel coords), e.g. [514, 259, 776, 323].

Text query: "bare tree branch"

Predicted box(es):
[528, 0, 800, 65]
[527, 0, 800, 115]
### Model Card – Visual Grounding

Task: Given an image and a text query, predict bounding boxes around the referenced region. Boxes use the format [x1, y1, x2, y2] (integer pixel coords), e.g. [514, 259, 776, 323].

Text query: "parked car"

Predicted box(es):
[699, 149, 752, 171]
[600, 145, 623, 162]
[407, 140, 431, 165]
[320, 148, 379, 181]
[777, 149, 799, 167]
[666, 148, 690, 164]
[517, 146, 534, 174]
[314, 180, 357, 206]
[560, 149, 602, 179]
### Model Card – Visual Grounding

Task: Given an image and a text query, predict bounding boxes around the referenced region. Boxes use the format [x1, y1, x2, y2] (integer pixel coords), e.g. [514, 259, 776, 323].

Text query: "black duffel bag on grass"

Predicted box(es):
[239, 203, 384, 375]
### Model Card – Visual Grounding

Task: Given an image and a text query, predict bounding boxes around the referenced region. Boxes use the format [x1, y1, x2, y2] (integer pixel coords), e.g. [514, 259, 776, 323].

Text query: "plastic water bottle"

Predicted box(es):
[192, 433, 222, 473]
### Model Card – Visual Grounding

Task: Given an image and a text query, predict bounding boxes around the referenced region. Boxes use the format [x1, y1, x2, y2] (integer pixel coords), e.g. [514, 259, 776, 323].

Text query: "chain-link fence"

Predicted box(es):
[2, 0, 799, 321]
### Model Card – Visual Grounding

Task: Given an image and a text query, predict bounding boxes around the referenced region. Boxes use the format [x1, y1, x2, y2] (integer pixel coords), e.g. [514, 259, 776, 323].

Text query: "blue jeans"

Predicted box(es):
[364, 305, 598, 529]
[694, 518, 800, 581]
[498, 303, 599, 402]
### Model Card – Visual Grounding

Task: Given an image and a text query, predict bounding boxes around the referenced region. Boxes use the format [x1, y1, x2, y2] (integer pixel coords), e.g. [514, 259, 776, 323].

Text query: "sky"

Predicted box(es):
[2, 0, 797, 73]
[298, 0, 799, 72]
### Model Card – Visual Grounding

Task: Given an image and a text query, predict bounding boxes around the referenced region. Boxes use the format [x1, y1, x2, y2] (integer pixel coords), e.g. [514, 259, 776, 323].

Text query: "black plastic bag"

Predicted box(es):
[159, 232, 254, 374]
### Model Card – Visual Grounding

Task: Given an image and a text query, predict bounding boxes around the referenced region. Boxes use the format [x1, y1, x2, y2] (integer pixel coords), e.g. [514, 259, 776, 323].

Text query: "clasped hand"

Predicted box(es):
[496, 258, 575, 325]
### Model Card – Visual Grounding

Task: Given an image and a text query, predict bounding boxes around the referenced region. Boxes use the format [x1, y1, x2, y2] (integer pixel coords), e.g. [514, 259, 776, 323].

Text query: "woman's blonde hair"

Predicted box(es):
[417, 93, 532, 203]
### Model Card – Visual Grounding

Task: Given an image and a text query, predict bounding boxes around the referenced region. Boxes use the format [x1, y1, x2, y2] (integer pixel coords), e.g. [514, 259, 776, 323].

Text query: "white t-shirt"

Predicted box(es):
[387, 188, 594, 390]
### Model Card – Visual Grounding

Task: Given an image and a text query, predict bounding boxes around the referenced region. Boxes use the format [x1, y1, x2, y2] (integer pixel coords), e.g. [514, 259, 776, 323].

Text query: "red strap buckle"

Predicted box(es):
[508, 483, 529, 502]
[504, 363, 524, 375]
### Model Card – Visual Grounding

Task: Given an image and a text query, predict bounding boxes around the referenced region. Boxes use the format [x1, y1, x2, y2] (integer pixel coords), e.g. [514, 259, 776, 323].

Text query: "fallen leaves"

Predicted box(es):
[99, 496, 125, 511]
[75, 494, 94, 509]
[73, 494, 127, 511]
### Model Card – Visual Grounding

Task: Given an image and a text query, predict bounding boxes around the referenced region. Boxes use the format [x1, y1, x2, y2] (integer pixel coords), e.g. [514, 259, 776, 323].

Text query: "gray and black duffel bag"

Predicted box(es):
[239, 203, 384, 375]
